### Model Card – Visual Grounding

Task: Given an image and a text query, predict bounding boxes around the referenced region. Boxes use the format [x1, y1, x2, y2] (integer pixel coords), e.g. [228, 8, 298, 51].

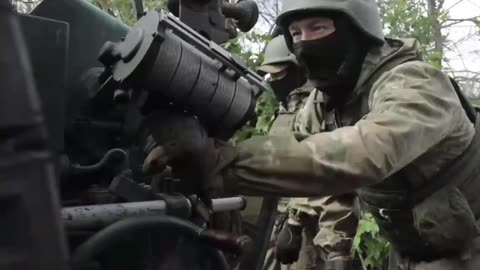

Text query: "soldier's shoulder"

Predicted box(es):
[289, 83, 315, 96]
[377, 60, 449, 87]
[369, 60, 454, 107]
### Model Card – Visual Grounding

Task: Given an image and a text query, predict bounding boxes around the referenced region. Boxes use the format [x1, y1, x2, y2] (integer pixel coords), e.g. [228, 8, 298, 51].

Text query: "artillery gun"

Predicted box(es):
[0, 0, 278, 269]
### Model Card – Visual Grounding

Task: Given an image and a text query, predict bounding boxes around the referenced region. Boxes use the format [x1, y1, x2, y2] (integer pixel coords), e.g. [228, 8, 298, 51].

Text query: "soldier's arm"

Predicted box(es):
[223, 61, 471, 196]
[287, 198, 319, 217]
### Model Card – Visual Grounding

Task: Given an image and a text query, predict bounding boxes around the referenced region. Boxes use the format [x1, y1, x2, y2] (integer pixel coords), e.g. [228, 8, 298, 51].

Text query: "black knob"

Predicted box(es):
[98, 41, 122, 67]
[222, 0, 259, 32]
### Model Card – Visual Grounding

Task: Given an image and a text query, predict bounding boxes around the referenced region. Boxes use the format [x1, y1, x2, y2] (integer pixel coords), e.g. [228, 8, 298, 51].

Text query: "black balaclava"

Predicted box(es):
[291, 14, 371, 110]
[268, 64, 307, 102]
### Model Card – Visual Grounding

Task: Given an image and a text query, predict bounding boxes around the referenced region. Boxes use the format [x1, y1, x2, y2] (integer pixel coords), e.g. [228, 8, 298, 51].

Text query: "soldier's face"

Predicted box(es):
[269, 69, 288, 81]
[288, 17, 336, 43]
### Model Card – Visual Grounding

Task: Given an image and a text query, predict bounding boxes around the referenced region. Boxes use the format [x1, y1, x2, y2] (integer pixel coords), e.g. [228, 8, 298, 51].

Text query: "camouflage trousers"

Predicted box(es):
[263, 215, 324, 270]
[311, 194, 358, 258]
[263, 194, 358, 270]
[388, 235, 480, 270]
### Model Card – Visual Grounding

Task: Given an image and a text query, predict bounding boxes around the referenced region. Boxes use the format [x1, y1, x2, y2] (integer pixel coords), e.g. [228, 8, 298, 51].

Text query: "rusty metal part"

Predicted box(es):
[199, 230, 254, 256]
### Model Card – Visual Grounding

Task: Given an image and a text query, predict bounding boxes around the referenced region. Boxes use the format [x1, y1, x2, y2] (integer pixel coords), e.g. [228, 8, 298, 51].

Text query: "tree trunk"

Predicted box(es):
[426, 0, 444, 68]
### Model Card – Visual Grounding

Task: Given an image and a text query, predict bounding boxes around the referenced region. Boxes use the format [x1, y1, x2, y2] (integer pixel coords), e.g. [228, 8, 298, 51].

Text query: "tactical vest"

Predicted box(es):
[269, 85, 314, 136]
[320, 40, 480, 261]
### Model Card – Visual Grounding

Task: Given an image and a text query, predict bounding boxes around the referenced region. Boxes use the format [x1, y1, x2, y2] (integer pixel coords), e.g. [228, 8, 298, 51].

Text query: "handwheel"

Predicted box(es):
[71, 216, 230, 270]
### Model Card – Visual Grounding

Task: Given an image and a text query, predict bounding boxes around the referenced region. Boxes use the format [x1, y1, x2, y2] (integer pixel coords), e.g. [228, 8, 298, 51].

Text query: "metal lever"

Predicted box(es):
[199, 230, 254, 256]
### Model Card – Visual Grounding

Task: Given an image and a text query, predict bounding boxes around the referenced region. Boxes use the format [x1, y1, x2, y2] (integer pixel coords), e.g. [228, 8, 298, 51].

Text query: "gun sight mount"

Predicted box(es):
[99, 10, 267, 139]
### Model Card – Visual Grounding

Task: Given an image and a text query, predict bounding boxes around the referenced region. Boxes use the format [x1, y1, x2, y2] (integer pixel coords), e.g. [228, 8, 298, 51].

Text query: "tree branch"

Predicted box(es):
[15, 0, 39, 4]
[442, 16, 480, 28]
[444, 0, 464, 12]
[426, 0, 444, 66]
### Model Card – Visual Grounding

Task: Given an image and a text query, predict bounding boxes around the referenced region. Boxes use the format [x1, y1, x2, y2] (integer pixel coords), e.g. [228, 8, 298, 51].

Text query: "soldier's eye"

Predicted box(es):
[312, 25, 327, 32]
[288, 25, 300, 36]
[290, 31, 300, 36]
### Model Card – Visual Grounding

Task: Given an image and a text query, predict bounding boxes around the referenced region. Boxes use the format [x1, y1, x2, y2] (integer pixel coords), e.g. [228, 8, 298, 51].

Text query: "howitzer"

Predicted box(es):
[1, 0, 278, 270]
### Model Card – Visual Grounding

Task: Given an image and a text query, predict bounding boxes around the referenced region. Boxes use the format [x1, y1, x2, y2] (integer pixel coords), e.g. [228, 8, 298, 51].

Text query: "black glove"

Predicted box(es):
[141, 109, 211, 176]
[139, 109, 214, 196]
[141, 109, 236, 197]
[274, 223, 303, 264]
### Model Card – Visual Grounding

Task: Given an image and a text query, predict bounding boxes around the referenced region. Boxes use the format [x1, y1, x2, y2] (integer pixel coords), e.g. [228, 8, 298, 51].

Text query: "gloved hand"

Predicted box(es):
[140, 109, 236, 195]
[274, 222, 303, 264]
[140, 109, 211, 177]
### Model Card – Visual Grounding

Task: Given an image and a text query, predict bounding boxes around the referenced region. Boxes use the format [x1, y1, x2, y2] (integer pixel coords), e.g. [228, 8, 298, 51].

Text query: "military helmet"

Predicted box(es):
[257, 35, 298, 75]
[276, 0, 385, 45]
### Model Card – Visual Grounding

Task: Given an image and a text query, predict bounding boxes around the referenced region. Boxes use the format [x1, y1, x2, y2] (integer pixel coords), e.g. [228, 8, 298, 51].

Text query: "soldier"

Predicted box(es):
[143, 0, 480, 269]
[258, 35, 318, 270]
[257, 35, 358, 270]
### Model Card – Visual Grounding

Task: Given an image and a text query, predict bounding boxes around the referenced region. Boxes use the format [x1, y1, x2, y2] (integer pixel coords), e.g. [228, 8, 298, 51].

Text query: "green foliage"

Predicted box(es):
[224, 32, 272, 69]
[429, 51, 442, 69]
[90, 0, 166, 26]
[379, 0, 445, 66]
[380, 0, 432, 43]
[354, 212, 390, 269]
[470, 97, 480, 106]
[255, 91, 278, 135]
[474, 18, 480, 35]
[224, 32, 280, 143]
[231, 89, 278, 143]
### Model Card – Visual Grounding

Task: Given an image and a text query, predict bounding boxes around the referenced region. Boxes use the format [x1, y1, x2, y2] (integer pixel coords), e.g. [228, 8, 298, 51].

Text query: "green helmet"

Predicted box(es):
[276, 0, 384, 45]
[257, 35, 298, 74]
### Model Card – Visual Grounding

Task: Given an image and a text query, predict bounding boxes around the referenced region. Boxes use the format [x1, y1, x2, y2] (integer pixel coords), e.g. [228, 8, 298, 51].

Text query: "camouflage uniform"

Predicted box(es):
[259, 36, 323, 270]
[222, 36, 480, 270]
[271, 85, 358, 265]
[265, 84, 324, 270]
[288, 90, 358, 262]
[259, 36, 357, 270]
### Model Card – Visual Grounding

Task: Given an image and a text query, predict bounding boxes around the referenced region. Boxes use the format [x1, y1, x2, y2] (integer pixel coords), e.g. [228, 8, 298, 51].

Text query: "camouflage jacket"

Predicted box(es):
[223, 38, 475, 198]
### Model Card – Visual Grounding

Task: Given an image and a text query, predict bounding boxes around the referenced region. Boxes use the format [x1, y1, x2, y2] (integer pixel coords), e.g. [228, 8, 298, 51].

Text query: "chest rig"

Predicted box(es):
[269, 86, 314, 136]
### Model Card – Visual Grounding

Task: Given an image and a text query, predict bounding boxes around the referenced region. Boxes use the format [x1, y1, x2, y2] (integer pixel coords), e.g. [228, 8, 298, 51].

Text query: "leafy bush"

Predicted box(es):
[353, 213, 390, 269]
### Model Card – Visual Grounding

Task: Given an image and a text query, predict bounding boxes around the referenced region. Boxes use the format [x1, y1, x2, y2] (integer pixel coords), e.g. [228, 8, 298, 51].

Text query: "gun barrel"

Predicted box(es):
[62, 196, 247, 229]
